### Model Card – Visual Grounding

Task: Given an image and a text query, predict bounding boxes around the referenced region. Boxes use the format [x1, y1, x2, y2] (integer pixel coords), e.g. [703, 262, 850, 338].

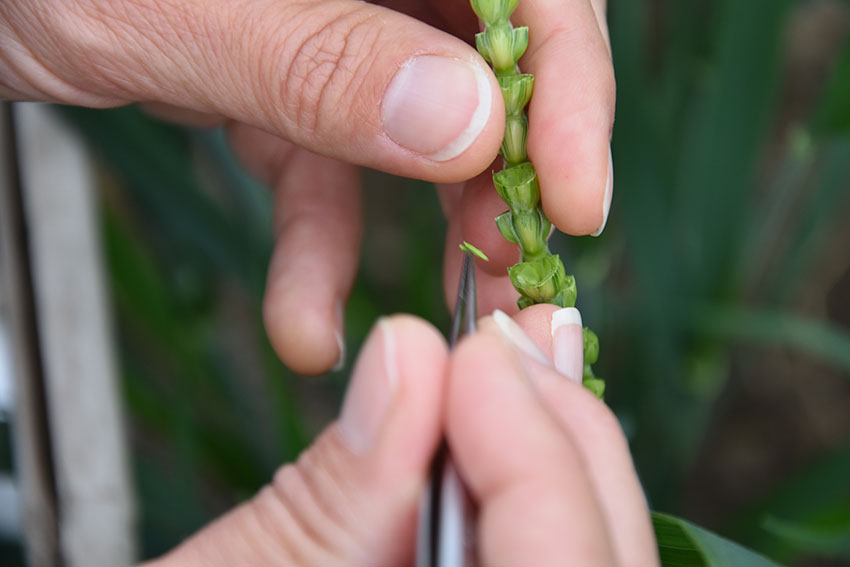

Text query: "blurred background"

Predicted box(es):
[2, 0, 850, 564]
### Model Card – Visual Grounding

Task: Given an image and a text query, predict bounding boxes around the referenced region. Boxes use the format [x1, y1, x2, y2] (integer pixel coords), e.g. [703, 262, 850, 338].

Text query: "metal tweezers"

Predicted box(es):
[415, 251, 477, 567]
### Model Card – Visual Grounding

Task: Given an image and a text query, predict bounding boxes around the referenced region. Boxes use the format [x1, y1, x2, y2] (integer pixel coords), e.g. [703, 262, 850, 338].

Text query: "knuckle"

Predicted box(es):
[294, 429, 361, 531]
[0, 0, 126, 103]
[254, 430, 359, 561]
[247, 465, 336, 565]
[274, 5, 380, 137]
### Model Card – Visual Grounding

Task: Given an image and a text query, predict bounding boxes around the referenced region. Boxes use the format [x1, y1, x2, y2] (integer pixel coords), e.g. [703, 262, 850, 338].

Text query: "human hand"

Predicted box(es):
[2, 0, 614, 375]
[143, 307, 656, 566]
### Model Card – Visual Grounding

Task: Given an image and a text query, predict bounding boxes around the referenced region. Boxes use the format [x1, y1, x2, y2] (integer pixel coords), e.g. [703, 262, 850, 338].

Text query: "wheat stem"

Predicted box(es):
[470, 0, 604, 397]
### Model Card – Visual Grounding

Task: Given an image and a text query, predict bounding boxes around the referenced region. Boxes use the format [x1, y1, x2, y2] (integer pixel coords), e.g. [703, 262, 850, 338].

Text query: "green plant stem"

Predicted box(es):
[470, 0, 604, 397]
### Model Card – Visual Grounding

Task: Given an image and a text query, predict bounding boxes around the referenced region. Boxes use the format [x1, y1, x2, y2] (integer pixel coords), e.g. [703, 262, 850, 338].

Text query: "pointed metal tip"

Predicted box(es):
[449, 253, 477, 348]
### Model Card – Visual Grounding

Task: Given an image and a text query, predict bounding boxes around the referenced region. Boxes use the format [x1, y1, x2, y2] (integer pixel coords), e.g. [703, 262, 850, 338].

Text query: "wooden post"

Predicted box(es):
[1, 102, 137, 565]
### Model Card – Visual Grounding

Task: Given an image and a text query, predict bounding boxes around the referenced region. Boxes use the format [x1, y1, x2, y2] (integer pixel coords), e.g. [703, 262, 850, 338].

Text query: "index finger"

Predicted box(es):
[442, 0, 616, 305]
[448, 331, 617, 565]
[514, 0, 615, 236]
[487, 306, 660, 565]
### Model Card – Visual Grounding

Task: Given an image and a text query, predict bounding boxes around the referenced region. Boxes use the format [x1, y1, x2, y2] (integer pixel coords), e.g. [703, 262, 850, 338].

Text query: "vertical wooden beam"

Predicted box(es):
[12, 103, 137, 566]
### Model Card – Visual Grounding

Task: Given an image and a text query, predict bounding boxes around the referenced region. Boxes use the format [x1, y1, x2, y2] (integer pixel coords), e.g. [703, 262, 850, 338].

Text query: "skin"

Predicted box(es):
[1, 0, 615, 374]
[142, 310, 658, 566]
[2, 2, 637, 562]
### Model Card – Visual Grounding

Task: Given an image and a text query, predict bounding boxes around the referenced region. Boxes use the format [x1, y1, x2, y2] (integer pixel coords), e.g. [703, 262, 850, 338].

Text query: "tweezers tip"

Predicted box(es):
[449, 252, 477, 347]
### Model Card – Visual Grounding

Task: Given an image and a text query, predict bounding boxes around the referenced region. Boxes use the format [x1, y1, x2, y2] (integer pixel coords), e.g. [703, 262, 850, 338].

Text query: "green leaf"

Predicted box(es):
[653, 512, 779, 567]
[761, 515, 850, 558]
[691, 305, 850, 375]
[811, 37, 850, 135]
[675, 0, 793, 297]
[770, 139, 850, 302]
[724, 444, 850, 563]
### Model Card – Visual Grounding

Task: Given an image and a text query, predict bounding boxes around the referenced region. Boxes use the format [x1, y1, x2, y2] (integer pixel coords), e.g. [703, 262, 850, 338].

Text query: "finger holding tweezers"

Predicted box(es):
[416, 251, 478, 567]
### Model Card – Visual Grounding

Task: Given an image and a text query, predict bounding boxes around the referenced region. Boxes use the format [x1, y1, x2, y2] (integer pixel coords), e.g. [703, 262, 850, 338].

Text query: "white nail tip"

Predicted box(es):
[427, 62, 492, 162]
[551, 307, 582, 333]
[492, 309, 550, 366]
[591, 147, 614, 237]
[551, 307, 584, 384]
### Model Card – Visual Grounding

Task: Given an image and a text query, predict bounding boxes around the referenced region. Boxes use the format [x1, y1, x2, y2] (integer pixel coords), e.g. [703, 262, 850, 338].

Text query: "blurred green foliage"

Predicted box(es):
[60, 0, 850, 564]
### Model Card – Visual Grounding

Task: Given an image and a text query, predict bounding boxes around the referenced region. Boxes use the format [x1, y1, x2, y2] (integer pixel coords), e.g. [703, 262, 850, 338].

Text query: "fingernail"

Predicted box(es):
[491, 309, 551, 368]
[381, 56, 492, 161]
[332, 300, 345, 372]
[551, 307, 583, 384]
[590, 146, 613, 237]
[332, 330, 345, 372]
[338, 319, 397, 455]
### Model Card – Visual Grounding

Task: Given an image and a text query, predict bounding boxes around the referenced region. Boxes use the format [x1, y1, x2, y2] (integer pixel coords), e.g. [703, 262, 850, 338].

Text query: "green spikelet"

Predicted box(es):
[470, 0, 604, 398]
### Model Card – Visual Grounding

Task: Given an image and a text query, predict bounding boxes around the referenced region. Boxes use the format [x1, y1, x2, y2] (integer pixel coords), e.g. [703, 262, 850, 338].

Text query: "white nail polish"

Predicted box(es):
[492, 309, 551, 367]
[551, 307, 583, 384]
[591, 146, 613, 237]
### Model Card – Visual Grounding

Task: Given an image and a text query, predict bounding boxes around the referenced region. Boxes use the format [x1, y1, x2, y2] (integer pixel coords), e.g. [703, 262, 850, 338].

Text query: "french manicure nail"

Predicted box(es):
[551, 307, 584, 384]
[590, 146, 613, 237]
[338, 319, 397, 455]
[381, 56, 492, 161]
[492, 309, 551, 367]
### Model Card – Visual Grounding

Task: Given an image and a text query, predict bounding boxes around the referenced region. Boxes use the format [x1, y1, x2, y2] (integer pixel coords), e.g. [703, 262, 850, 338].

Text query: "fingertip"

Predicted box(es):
[590, 146, 614, 237]
[413, 56, 506, 170]
[517, 0, 615, 236]
[264, 290, 342, 375]
[533, 131, 613, 237]
[262, 150, 360, 376]
[383, 313, 449, 372]
[336, 314, 447, 459]
[342, 313, 448, 482]
[286, 5, 506, 183]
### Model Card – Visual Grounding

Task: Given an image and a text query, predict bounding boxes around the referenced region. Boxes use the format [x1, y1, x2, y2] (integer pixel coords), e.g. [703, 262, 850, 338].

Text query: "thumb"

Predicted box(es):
[8, 0, 504, 181]
[145, 315, 448, 566]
